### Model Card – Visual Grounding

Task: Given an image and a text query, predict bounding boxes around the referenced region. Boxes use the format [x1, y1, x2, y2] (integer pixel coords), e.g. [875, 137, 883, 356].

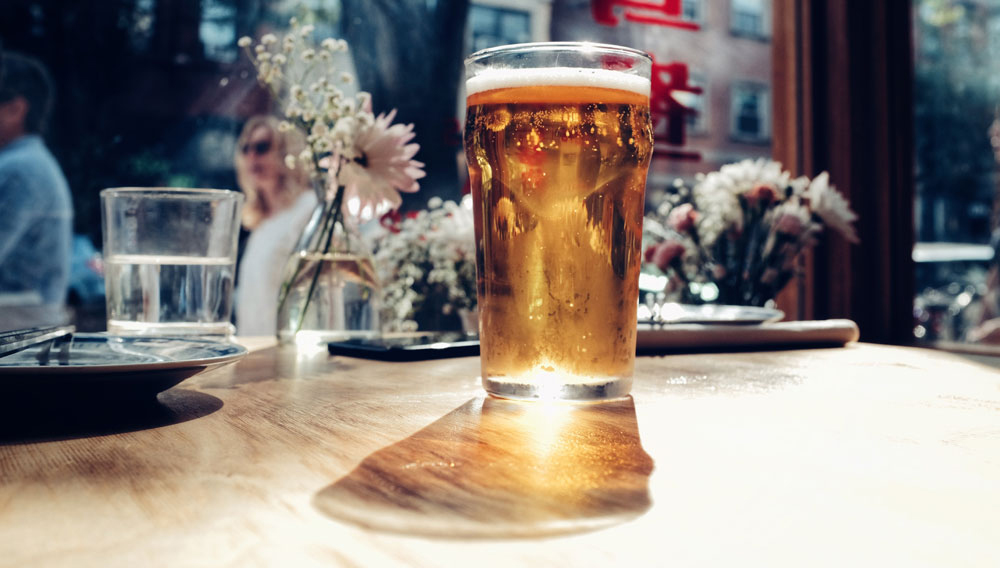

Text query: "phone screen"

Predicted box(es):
[327, 333, 479, 361]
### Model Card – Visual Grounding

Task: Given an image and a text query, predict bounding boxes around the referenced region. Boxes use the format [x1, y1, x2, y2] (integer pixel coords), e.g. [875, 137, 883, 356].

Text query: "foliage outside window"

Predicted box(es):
[912, 0, 1000, 345]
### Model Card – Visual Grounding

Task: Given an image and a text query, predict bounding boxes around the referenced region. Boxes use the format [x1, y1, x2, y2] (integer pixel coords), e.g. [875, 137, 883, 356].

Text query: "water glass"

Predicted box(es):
[101, 188, 244, 337]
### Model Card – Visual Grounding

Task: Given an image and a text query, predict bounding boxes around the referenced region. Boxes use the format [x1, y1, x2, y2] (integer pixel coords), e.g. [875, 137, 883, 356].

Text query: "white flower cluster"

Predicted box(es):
[692, 158, 857, 246]
[372, 196, 477, 332]
[644, 158, 858, 306]
[240, 18, 425, 338]
[239, 19, 372, 188]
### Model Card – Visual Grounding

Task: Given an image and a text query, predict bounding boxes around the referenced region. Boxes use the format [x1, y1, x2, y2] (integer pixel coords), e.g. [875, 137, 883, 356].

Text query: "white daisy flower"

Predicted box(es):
[804, 172, 859, 243]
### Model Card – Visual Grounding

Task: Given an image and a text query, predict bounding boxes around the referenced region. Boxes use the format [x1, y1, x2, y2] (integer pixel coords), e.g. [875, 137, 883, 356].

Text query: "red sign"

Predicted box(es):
[651, 59, 702, 161]
[591, 0, 700, 31]
[592, 1, 702, 160]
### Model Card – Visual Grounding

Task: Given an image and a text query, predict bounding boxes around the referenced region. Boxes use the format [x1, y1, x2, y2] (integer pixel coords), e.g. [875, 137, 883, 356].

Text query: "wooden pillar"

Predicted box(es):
[772, 0, 915, 343]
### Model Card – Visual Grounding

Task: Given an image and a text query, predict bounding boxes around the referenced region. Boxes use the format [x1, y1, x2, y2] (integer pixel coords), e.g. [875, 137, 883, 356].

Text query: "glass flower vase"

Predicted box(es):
[276, 198, 380, 346]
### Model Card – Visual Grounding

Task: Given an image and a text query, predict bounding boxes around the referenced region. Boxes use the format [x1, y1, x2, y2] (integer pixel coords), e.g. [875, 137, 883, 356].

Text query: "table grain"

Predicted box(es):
[1, 340, 999, 567]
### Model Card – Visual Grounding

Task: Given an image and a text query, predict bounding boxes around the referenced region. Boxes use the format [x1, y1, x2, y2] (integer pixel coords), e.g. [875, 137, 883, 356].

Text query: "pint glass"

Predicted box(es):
[464, 43, 653, 400]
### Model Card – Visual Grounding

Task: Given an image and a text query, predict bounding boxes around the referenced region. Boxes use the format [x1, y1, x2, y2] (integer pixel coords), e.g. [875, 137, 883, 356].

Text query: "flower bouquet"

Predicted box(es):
[372, 195, 478, 333]
[238, 18, 425, 343]
[643, 159, 858, 307]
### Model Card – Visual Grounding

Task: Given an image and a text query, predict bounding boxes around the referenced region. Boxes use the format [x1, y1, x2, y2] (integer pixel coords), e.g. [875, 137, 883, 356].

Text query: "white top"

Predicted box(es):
[465, 67, 650, 97]
[236, 191, 318, 336]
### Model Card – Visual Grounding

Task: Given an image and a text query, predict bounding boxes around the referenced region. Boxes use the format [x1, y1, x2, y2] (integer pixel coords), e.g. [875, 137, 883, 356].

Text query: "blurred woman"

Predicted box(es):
[234, 116, 316, 336]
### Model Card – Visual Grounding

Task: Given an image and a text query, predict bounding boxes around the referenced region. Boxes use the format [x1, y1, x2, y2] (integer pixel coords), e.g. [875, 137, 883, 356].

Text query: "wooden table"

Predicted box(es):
[2, 340, 999, 566]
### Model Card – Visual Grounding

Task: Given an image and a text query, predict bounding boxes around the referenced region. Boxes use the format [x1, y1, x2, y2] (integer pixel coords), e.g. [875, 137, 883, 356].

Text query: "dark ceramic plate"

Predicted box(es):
[0, 334, 246, 400]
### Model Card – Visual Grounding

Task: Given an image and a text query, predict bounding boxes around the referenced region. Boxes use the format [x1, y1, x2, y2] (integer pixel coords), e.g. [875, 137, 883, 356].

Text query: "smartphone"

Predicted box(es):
[327, 333, 479, 361]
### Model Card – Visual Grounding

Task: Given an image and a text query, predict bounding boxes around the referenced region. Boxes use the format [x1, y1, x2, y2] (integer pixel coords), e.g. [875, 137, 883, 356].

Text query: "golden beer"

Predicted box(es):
[465, 58, 653, 400]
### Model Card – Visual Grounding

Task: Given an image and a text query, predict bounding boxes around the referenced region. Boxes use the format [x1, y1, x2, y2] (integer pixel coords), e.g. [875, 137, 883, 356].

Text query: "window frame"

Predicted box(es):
[730, 81, 771, 144]
[685, 70, 710, 136]
[770, 0, 915, 344]
[731, 0, 772, 40]
[681, 0, 704, 25]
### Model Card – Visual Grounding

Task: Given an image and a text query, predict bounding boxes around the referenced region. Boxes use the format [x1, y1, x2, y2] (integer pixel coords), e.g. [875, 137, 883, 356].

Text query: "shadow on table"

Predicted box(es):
[314, 396, 653, 538]
[0, 388, 223, 444]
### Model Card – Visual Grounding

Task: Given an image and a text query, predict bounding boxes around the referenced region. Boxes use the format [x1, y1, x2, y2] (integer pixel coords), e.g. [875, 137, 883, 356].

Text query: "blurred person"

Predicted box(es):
[234, 115, 315, 336]
[0, 52, 72, 331]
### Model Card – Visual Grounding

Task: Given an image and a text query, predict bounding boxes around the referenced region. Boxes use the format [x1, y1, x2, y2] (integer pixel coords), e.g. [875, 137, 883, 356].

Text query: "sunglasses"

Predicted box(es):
[241, 139, 273, 155]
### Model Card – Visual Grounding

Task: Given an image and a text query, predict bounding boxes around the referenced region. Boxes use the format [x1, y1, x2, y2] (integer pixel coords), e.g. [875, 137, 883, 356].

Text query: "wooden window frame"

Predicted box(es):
[771, 0, 915, 344]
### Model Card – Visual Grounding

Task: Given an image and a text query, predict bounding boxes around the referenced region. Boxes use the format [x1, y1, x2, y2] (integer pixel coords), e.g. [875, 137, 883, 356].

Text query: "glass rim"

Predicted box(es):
[465, 41, 652, 66]
[101, 187, 244, 200]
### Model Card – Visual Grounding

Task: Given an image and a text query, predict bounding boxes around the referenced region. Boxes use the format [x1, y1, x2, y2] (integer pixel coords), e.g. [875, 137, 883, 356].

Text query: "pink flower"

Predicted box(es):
[774, 212, 804, 236]
[667, 203, 699, 233]
[645, 241, 686, 273]
[338, 109, 426, 220]
[744, 183, 780, 207]
[803, 172, 859, 243]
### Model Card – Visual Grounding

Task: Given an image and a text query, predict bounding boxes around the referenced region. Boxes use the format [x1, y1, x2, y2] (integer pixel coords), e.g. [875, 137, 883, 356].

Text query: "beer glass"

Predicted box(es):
[464, 42, 653, 400]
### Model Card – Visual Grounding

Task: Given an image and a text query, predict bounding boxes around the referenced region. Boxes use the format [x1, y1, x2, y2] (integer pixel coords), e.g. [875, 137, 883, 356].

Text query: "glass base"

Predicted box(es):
[278, 328, 380, 346]
[107, 320, 234, 338]
[482, 375, 633, 402]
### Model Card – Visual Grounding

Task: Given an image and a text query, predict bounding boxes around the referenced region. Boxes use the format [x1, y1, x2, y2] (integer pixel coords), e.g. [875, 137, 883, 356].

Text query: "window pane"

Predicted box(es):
[200, 0, 238, 63]
[682, 0, 701, 22]
[729, 83, 769, 143]
[0, 0, 775, 330]
[731, 0, 766, 37]
[912, 0, 1000, 344]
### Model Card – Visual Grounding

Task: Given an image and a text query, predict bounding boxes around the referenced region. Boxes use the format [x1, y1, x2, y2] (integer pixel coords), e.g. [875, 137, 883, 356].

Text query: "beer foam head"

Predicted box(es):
[466, 67, 650, 97]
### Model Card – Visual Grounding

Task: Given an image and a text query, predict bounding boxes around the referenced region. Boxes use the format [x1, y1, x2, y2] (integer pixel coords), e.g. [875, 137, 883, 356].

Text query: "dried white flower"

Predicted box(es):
[803, 172, 859, 243]
[310, 122, 329, 138]
[238, 18, 427, 328]
[237, 36, 252, 48]
[312, 137, 332, 153]
[356, 92, 372, 113]
[372, 194, 476, 331]
[330, 116, 357, 146]
[257, 62, 272, 80]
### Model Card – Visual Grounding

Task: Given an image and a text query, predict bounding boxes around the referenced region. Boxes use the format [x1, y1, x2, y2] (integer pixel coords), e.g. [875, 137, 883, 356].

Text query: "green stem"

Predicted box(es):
[291, 185, 346, 336]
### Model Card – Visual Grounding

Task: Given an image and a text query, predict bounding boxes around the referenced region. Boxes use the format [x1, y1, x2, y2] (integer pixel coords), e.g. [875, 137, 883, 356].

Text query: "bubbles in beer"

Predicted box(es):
[465, 78, 653, 391]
